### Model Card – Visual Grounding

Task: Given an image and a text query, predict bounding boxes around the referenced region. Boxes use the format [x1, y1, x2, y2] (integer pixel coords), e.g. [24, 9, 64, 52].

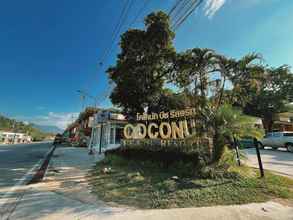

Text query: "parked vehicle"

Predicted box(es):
[53, 133, 63, 145]
[239, 139, 254, 149]
[259, 131, 293, 152]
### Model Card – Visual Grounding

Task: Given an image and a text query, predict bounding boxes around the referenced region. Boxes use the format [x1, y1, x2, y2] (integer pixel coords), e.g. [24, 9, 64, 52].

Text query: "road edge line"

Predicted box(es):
[0, 144, 56, 210]
[27, 144, 57, 184]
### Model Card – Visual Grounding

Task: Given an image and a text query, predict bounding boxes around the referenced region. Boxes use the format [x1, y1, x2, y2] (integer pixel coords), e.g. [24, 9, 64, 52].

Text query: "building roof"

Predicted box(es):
[277, 112, 293, 117]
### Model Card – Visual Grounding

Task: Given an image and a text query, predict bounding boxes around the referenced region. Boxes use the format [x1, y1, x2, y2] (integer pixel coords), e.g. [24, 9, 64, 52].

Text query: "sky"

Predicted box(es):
[0, 0, 292, 130]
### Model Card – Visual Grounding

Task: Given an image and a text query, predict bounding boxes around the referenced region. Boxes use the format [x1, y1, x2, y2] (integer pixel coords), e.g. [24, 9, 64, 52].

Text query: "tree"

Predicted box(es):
[212, 54, 237, 109]
[228, 53, 264, 107]
[0, 115, 48, 141]
[148, 88, 190, 112]
[209, 105, 264, 162]
[172, 48, 217, 108]
[108, 11, 175, 117]
[243, 65, 293, 131]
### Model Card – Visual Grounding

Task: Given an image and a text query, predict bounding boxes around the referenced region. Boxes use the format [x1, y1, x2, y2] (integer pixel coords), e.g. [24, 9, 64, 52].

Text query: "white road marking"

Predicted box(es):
[0, 144, 54, 210]
[0, 159, 42, 208]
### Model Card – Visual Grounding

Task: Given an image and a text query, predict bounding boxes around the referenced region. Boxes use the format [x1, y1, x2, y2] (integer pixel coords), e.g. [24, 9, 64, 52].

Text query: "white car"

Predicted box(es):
[259, 131, 293, 152]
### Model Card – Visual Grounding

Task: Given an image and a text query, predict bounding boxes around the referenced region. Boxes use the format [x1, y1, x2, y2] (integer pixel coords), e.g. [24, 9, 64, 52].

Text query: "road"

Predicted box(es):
[0, 142, 52, 189]
[244, 148, 293, 178]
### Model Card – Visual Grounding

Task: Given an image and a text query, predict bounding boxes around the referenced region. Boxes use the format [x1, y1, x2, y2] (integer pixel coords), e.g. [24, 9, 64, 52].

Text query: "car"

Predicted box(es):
[259, 131, 293, 152]
[53, 133, 63, 145]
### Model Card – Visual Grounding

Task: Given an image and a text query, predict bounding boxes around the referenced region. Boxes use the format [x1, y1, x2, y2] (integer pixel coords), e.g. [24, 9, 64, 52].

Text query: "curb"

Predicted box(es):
[0, 144, 57, 220]
[27, 144, 57, 184]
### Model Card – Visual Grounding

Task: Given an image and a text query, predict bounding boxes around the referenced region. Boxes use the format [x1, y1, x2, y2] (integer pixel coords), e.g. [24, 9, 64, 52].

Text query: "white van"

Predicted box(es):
[259, 132, 293, 152]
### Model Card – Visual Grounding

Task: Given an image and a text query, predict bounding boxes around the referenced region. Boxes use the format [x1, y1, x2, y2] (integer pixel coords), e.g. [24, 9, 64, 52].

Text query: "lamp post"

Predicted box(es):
[76, 90, 99, 155]
[77, 90, 98, 108]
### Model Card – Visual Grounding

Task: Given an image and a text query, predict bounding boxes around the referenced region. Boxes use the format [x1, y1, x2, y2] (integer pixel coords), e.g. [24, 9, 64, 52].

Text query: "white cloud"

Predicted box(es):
[204, 0, 226, 18]
[14, 112, 79, 130]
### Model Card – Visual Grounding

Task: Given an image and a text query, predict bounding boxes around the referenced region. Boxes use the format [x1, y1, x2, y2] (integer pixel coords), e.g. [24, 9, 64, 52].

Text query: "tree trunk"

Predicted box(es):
[217, 76, 226, 110]
[262, 117, 273, 132]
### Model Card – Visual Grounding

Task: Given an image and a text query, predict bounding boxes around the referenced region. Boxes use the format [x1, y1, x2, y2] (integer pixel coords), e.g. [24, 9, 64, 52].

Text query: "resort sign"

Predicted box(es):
[122, 108, 197, 146]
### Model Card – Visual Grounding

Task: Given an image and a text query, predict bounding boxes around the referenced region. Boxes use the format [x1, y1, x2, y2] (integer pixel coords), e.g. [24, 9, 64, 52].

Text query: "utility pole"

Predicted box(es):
[77, 90, 98, 108]
[12, 121, 16, 144]
[76, 90, 99, 155]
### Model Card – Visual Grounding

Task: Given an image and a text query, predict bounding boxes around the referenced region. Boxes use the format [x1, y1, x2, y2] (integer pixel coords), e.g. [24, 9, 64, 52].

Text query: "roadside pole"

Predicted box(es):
[88, 127, 95, 155]
[253, 138, 265, 178]
[233, 136, 241, 166]
[99, 124, 103, 154]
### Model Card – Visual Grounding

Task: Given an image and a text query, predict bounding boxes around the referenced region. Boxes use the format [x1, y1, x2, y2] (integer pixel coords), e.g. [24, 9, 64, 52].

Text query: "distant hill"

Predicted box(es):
[0, 115, 50, 141]
[32, 124, 63, 134]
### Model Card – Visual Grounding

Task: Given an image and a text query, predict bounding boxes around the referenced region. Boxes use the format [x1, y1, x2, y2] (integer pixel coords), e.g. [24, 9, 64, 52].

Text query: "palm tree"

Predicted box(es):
[212, 54, 237, 109]
[210, 104, 264, 162]
[174, 48, 217, 107]
[230, 53, 264, 106]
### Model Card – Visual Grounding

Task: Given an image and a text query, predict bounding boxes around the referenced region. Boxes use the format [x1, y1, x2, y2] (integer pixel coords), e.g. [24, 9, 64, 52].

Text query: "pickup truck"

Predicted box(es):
[259, 131, 293, 152]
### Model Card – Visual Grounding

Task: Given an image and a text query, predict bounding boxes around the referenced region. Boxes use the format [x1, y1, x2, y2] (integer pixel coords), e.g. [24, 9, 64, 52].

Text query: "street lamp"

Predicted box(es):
[76, 90, 99, 155]
[76, 90, 98, 108]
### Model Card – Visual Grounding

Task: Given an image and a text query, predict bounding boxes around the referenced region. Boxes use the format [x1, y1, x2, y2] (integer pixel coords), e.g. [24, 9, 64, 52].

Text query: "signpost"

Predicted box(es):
[253, 138, 264, 178]
[233, 136, 241, 166]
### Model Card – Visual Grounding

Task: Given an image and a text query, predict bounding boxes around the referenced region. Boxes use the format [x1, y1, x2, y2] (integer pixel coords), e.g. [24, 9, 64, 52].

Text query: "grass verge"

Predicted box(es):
[88, 155, 293, 209]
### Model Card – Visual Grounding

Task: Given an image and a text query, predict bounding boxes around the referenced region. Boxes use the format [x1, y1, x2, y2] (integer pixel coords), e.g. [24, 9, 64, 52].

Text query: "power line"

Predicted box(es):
[170, 0, 193, 23]
[95, 0, 136, 108]
[171, 0, 203, 31]
[98, 0, 134, 67]
[168, 0, 182, 16]
[97, 0, 202, 107]
[130, 0, 150, 27]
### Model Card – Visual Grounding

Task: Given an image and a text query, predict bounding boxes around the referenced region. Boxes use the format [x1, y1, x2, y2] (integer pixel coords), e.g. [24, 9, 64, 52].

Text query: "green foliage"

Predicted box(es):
[108, 11, 176, 117]
[227, 53, 264, 106]
[285, 103, 293, 112]
[172, 48, 217, 107]
[209, 104, 264, 162]
[105, 144, 204, 175]
[148, 88, 189, 112]
[215, 105, 264, 140]
[89, 155, 293, 209]
[218, 147, 247, 167]
[243, 65, 293, 131]
[0, 115, 49, 141]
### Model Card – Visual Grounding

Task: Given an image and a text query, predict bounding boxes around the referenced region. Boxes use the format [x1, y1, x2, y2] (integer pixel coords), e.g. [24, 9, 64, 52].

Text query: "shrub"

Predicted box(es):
[105, 146, 201, 168]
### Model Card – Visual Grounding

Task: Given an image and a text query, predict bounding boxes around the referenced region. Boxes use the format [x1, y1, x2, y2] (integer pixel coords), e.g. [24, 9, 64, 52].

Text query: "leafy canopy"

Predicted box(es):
[108, 11, 175, 117]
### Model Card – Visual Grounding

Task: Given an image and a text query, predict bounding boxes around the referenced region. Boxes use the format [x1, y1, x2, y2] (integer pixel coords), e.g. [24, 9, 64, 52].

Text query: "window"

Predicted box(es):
[284, 133, 293, 137]
[264, 133, 272, 138]
[273, 132, 282, 137]
[115, 127, 124, 144]
[110, 127, 115, 144]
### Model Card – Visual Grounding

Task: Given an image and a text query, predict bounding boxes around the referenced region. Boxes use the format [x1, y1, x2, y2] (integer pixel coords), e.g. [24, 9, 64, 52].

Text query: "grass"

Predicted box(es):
[88, 154, 293, 209]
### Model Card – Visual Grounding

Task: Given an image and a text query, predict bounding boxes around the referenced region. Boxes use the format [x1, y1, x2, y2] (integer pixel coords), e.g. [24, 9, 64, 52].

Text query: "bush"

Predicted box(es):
[105, 146, 201, 169]
[105, 141, 213, 175]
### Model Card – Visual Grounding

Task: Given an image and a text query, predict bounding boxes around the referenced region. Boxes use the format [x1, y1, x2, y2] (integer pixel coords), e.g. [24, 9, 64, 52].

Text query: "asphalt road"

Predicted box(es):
[244, 148, 293, 178]
[0, 142, 52, 188]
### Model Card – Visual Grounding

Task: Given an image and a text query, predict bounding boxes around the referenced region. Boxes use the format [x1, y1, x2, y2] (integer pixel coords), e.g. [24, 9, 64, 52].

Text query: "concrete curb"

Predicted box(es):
[27, 144, 57, 184]
[0, 144, 57, 220]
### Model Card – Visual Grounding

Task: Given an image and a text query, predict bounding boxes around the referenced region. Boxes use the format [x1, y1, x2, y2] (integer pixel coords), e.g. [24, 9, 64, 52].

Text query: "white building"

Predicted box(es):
[0, 131, 32, 144]
[89, 110, 126, 152]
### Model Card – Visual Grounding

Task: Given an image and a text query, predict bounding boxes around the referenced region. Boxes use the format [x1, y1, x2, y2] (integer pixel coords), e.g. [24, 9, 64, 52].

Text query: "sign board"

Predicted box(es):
[122, 108, 198, 146]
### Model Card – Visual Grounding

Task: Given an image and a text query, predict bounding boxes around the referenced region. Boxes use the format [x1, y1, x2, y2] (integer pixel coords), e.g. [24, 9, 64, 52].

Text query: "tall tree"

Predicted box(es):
[243, 65, 293, 131]
[228, 53, 264, 107]
[212, 54, 237, 109]
[108, 11, 175, 117]
[148, 88, 190, 113]
[172, 48, 217, 107]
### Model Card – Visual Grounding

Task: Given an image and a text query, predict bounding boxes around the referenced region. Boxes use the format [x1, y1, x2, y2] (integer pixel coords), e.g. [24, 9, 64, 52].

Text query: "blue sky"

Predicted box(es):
[0, 0, 292, 129]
